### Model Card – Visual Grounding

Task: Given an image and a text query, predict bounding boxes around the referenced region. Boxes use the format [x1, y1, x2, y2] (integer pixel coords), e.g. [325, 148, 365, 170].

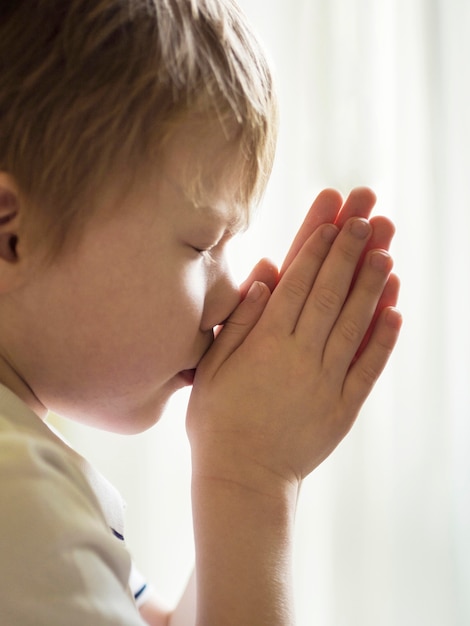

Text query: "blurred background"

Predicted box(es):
[53, 0, 470, 624]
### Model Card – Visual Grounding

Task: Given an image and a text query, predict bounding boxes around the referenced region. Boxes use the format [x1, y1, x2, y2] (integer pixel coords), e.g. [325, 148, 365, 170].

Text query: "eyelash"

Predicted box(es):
[192, 245, 215, 256]
[190, 231, 232, 258]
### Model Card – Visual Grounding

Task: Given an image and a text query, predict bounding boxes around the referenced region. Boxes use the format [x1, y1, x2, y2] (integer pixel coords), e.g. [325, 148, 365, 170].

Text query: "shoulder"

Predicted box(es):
[0, 400, 145, 625]
[0, 423, 102, 523]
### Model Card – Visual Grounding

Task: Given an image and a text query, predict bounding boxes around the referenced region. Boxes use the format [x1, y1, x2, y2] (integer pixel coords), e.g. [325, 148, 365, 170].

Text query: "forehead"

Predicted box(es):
[161, 172, 247, 238]
[158, 116, 252, 229]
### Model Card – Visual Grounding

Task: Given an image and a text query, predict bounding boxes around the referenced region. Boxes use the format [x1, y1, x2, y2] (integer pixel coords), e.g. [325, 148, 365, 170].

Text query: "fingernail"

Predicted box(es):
[349, 218, 371, 239]
[245, 281, 264, 302]
[370, 250, 392, 271]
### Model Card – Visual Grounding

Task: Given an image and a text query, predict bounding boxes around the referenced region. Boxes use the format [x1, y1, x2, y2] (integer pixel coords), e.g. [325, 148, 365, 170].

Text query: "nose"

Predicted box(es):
[200, 264, 240, 332]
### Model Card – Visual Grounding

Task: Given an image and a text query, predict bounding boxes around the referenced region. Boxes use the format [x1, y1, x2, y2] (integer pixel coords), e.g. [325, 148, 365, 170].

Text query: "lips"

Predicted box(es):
[179, 369, 196, 385]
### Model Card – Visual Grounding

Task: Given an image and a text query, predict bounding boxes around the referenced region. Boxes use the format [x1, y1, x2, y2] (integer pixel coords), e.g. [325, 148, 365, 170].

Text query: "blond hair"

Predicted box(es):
[0, 0, 277, 254]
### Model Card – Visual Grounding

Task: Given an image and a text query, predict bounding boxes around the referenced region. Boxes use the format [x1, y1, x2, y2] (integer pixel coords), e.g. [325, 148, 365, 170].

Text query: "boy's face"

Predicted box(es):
[10, 126, 246, 433]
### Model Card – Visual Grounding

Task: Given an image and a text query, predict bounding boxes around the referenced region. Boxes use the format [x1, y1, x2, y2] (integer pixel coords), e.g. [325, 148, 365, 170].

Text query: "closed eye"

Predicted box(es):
[188, 244, 220, 264]
[189, 229, 234, 258]
[192, 244, 215, 255]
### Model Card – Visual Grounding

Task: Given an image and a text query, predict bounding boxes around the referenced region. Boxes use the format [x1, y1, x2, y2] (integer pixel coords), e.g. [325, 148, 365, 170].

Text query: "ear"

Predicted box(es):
[0, 190, 19, 263]
[0, 173, 28, 292]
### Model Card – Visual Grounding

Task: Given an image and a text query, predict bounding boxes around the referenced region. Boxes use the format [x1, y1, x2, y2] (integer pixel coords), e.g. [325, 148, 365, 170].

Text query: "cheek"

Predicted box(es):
[177, 267, 208, 325]
[92, 262, 208, 379]
[150, 264, 208, 336]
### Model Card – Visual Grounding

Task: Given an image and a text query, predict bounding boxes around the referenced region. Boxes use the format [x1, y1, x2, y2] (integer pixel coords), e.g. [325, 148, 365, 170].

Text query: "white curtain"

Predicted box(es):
[56, 1, 470, 624]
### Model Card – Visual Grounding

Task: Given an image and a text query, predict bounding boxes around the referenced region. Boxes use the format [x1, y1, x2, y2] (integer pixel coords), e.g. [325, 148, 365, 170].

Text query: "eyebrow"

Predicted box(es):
[162, 173, 248, 235]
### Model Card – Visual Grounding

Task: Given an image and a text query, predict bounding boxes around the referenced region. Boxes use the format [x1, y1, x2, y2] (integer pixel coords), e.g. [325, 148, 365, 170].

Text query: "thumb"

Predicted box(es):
[239, 258, 278, 299]
[197, 281, 270, 377]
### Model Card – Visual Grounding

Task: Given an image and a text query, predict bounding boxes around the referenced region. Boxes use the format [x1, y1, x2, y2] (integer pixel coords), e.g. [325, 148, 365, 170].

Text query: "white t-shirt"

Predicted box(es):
[0, 384, 149, 625]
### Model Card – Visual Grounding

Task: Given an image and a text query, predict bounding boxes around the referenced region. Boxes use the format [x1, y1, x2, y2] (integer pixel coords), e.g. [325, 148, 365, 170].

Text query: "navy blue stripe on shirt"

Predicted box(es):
[110, 526, 146, 601]
[111, 527, 124, 541]
[134, 583, 147, 601]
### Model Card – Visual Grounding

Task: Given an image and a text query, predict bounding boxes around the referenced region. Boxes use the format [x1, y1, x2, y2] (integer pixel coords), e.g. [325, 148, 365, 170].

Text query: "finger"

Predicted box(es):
[280, 186, 377, 278]
[334, 186, 377, 228]
[351, 215, 396, 285]
[239, 258, 279, 300]
[368, 216, 395, 252]
[292, 218, 372, 345]
[343, 306, 402, 410]
[280, 189, 343, 276]
[376, 271, 400, 310]
[322, 249, 394, 377]
[196, 281, 271, 376]
[264, 223, 340, 333]
[353, 272, 400, 361]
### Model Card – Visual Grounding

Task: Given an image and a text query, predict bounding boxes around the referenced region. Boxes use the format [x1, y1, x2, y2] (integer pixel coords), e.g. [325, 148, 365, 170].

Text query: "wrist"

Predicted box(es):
[191, 459, 298, 626]
[190, 436, 301, 504]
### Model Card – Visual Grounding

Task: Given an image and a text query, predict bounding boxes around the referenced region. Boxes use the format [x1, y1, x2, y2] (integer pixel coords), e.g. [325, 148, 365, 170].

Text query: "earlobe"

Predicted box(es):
[0, 233, 18, 264]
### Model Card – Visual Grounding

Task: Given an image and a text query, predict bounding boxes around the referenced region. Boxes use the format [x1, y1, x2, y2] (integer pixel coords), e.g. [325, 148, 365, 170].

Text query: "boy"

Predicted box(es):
[0, 0, 401, 624]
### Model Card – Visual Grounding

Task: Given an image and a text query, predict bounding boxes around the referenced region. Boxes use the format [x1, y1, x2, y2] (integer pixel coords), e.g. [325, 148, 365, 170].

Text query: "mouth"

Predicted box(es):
[179, 369, 196, 385]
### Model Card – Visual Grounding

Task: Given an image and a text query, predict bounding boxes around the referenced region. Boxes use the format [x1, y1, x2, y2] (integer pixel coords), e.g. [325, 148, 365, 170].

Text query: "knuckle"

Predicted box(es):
[283, 275, 311, 301]
[313, 285, 342, 313]
[376, 333, 397, 354]
[304, 234, 332, 261]
[339, 317, 363, 344]
[360, 272, 387, 297]
[357, 362, 380, 387]
[338, 241, 361, 264]
[223, 317, 248, 333]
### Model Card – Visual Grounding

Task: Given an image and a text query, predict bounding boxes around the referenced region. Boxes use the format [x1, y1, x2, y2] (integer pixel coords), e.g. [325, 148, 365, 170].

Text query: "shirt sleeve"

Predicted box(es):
[0, 431, 147, 626]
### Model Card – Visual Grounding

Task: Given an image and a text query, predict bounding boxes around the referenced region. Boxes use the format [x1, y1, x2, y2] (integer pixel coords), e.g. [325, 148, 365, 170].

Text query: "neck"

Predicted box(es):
[0, 353, 47, 419]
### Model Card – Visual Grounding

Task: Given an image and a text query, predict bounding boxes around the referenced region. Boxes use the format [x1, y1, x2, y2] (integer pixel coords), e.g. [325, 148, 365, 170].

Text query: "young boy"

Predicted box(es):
[0, 1, 401, 624]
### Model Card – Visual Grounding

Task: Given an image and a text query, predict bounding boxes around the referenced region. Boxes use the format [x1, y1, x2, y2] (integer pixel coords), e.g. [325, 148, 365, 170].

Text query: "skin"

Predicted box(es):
[0, 125, 401, 625]
[0, 135, 249, 432]
[186, 189, 401, 626]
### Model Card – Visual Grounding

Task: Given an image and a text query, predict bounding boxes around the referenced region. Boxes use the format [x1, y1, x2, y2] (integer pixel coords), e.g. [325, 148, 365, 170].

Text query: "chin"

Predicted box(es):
[52, 394, 171, 436]
[105, 401, 171, 435]
[46, 375, 186, 435]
